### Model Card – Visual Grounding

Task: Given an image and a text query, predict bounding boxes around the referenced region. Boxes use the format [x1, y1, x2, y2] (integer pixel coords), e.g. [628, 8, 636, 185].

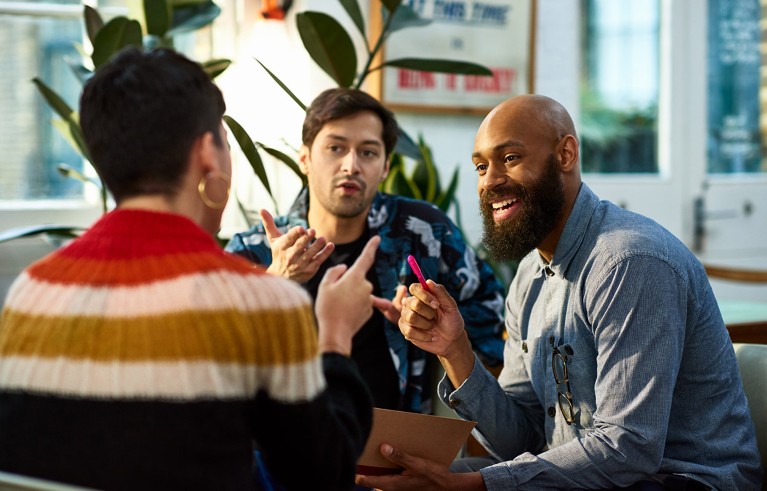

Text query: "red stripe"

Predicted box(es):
[28, 251, 265, 286]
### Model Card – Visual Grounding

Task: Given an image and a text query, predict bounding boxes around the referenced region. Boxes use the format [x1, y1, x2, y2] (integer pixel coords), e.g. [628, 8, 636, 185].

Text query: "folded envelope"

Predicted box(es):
[356, 408, 477, 475]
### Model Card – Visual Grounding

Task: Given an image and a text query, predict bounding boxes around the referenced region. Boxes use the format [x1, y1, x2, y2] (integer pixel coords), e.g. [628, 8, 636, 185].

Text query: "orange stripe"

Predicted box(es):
[0, 306, 318, 365]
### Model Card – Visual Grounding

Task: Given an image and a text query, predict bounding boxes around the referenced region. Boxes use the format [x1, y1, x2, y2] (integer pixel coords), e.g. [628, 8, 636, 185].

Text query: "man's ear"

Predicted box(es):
[558, 134, 579, 173]
[298, 144, 310, 176]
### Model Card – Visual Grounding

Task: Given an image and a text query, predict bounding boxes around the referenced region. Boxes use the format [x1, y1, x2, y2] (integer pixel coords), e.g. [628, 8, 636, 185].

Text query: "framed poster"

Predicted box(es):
[372, 0, 536, 114]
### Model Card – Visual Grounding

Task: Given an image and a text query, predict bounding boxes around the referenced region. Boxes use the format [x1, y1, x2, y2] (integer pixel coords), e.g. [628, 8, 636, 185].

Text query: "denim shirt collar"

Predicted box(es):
[534, 182, 600, 278]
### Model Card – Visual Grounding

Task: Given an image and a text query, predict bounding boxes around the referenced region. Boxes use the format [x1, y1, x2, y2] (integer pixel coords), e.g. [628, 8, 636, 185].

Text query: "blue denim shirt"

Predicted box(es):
[226, 188, 505, 413]
[440, 183, 762, 490]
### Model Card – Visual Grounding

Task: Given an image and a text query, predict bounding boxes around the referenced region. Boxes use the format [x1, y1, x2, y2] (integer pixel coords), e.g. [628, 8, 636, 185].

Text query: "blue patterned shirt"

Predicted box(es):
[226, 188, 506, 413]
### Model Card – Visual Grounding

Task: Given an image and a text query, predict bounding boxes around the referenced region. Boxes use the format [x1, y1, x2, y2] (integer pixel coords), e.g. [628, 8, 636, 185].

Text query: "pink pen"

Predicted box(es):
[407, 255, 431, 293]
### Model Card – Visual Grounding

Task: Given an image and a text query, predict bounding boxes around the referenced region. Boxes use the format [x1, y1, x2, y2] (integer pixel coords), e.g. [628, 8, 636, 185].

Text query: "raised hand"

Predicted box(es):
[373, 284, 407, 325]
[398, 281, 466, 358]
[261, 209, 334, 283]
[315, 235, 381, 356]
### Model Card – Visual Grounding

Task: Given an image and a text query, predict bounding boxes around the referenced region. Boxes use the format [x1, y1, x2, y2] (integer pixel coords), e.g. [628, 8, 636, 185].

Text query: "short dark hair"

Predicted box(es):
[80, 47, 226, 203]
[302, 88, 399, 159]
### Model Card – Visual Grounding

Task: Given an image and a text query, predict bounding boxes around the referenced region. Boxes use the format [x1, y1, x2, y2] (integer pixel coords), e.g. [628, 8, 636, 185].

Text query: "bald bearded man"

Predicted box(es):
[356, 95, 762, 490]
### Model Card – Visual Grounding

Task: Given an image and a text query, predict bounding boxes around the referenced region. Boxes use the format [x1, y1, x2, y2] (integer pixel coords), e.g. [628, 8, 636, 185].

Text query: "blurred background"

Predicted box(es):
[1, 0, 766, 305]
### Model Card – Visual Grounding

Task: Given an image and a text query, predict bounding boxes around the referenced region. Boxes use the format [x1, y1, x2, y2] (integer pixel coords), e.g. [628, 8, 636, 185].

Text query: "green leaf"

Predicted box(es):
[380, 0, 403, 13]
[340, 0, 366, 38]
[412, 139, 438, 202]
[167, 1, 221, 36]
[92, 17, 143, 69]
[51, 118, 85, 158]
[257, 143, 307, 187]
[383, 167, 420, 200]
[84, 5, 104, 45]
[386, 3, 430, 34]
[64, 56, 93, 84]
[144, 0, 171, 36]
[66, 116, 92, 161]
[394, 127, 421, 160]
[202, 58, 231, 79]
[297, 12, 357, 87]
[56, 163, 102, 189]
[223, 115, 273, 198]
[435, 166, 460, 212]
[32, 78, 74, 120]
[254, 58, 306, 111]
[382, 58, 492, 76]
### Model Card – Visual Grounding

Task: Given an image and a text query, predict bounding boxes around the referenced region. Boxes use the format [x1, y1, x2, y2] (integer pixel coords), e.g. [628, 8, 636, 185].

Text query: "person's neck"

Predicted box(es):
[118, 193, 207, 231]
[119, 195, 178, 214]
[307, 205, 368, 245]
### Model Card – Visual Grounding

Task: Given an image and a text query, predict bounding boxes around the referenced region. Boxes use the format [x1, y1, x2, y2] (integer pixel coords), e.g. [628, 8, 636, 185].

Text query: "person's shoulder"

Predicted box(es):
[219, 253, 312, 310]
[596, 202, 685, 253]
[588, 201, 700, 278]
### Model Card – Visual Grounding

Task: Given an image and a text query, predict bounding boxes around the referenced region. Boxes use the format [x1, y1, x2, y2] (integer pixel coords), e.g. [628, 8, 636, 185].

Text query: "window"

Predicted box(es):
[0, 2, 86, 201]
[579, 0, 660, 174]
[707, 0, 764, 174]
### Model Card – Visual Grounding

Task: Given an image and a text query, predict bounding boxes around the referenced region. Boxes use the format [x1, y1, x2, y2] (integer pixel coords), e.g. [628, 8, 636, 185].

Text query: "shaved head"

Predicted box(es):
[473, 94, 582, 262]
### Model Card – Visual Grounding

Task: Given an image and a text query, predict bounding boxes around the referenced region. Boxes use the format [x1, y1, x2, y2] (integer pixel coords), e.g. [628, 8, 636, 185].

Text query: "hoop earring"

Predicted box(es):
[198, 171, 230, 210]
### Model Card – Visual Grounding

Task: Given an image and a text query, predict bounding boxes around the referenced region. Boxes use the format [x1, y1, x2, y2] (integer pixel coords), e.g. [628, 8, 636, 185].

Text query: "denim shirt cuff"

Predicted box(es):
[437, 353, 498, 417]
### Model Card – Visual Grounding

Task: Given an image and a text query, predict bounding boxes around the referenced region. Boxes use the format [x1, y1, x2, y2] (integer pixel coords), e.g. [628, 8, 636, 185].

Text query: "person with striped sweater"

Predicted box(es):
[0, 47, 379, 491]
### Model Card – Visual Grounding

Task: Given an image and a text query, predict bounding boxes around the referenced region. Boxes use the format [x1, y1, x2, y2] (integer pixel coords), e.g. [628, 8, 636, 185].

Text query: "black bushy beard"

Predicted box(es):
[480, 154, 566, 262]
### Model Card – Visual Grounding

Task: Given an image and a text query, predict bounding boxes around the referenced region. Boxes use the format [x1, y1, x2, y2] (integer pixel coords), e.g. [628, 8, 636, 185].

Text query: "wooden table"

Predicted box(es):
[719, 300, 767, 344]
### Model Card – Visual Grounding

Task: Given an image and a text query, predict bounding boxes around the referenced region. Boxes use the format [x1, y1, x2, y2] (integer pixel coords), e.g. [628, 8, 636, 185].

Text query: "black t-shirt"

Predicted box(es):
[305, 228, 402, 410]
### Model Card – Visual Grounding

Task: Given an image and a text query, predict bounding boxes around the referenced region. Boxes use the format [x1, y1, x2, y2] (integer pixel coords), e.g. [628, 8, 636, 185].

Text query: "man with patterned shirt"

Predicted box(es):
[226, 87, 505, 413]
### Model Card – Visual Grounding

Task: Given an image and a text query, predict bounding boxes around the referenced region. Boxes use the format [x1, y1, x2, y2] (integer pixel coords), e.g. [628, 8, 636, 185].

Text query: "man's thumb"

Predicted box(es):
[379, 444, 413, 469]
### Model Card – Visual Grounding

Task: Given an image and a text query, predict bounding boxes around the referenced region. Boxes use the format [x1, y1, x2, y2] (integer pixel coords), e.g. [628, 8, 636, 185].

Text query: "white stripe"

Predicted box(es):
[0, 355, 326, 402]
[6, 271, 311, 318]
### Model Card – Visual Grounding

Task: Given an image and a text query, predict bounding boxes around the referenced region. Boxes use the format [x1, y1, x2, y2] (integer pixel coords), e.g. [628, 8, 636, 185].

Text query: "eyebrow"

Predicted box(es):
[325, 134, 383, 147]
[472, 139, 525, 159]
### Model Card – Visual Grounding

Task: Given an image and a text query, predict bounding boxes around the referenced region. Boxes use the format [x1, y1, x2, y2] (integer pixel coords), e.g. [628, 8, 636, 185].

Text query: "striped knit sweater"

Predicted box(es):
[0, 209, 372, 491]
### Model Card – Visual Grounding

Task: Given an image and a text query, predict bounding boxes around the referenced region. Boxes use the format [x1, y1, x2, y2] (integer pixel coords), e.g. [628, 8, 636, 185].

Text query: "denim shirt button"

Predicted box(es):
[547, 406, 556, 417]
[449, 399, 461, 408]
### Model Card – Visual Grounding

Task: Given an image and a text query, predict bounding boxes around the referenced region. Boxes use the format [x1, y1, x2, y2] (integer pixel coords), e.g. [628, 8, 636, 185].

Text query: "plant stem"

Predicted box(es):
[354, 4, 396, 90]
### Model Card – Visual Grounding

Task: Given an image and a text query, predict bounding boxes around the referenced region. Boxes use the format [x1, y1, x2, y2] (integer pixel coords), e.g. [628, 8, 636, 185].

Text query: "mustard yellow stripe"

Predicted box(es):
[0, 355, 326, 402]
[0, 305, 319, 365]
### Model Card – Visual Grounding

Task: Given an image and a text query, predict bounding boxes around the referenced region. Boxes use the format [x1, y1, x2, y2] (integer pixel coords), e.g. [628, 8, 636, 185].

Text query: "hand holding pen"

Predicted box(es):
[399, 255, 466, 358]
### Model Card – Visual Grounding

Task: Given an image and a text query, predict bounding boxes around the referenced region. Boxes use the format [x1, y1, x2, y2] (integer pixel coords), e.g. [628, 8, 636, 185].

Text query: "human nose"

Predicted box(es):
[480, 161, 507, 192]
[340, 151, 360, 175]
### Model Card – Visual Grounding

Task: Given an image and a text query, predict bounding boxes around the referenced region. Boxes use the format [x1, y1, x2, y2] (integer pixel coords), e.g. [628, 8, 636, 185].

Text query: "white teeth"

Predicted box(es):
[492, 198, 518, 209]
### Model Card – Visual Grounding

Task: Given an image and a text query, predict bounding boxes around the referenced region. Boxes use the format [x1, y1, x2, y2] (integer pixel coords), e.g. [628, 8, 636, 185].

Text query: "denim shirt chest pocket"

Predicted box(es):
[519, 332, 598, 446]
[556, 335, 597, 432]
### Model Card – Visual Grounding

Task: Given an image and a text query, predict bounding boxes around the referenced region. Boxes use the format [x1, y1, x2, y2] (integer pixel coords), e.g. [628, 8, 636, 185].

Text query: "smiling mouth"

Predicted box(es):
[492, 198, 519, 214]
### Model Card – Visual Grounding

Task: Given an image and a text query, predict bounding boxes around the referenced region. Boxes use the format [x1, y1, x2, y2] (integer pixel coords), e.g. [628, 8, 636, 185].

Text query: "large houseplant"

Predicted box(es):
[225, 0, 492, 222]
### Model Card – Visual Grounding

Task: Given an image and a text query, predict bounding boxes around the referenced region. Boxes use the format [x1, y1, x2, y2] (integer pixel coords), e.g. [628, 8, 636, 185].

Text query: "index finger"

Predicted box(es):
[347, 235, 381, 277]
[259, 209, 282, 242]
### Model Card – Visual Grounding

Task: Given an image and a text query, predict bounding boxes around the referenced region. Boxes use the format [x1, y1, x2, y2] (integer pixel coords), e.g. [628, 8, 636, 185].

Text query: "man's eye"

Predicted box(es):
[361, 149, 379, 158]
[474, 163, 488, 174]
[504, 154, 519, 164]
